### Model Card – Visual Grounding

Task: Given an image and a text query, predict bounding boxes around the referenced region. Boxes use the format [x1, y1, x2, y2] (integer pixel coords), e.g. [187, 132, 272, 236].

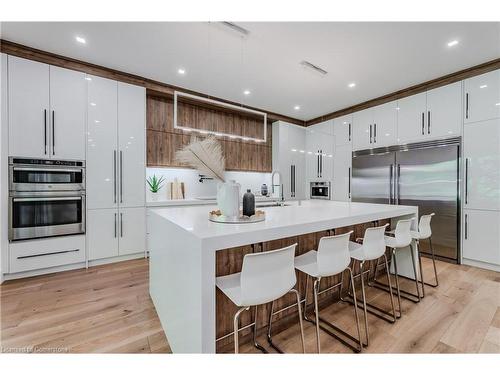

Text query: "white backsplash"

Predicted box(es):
[146, 167, 273, 200]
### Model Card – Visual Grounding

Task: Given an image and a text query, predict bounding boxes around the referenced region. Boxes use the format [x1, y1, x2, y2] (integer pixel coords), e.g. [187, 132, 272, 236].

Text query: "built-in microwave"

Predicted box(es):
[310, 181, 331, 200]
[9, 157, 85, 192]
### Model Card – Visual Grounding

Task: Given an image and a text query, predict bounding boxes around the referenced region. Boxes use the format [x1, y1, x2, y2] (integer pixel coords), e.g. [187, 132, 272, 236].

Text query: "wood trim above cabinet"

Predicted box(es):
[307, 57, 500, 126]
[0, 39, 305, 126]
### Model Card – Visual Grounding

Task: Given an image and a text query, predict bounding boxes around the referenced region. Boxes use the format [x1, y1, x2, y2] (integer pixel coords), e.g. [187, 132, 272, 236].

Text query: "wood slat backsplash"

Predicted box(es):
[147, 95, 273, 172]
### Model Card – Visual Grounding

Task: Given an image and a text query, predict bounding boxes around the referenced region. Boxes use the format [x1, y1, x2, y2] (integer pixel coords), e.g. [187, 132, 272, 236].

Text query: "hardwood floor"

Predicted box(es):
[1, 257, 499, 354]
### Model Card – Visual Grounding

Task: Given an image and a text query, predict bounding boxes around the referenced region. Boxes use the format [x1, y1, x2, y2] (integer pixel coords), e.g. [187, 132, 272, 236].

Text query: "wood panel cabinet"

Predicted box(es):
[8, 55, 86, 159]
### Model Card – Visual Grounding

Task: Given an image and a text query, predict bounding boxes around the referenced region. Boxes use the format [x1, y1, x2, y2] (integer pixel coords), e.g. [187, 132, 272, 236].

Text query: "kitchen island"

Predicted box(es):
[148, 200, 418, 353]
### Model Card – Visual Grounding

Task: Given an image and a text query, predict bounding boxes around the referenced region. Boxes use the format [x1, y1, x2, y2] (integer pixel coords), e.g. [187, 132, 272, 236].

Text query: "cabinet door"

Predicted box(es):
[118, 82, 146, 208]
[372, 101, 398, 147]
[287, 125, 306, 199]
[464, 70, 500, 124]
[87, 209, 119, 260]
[426, 82, 462, 139]
[87, 76, 118, 210]
[464, 119, 500, 210]
[397, 92, 427, 144]
[119, 207, 146, 256]
[463, 209, 500, 266]
[305, 128, 323, 181]
[334, 114, 352, 146]
[309, 120, 334, 135]
[352, 109, 373, 151]
[318, 133, 334, 181]
[8, 56, 50, 158]
[333, 144, 352, 201]
[49, 66, 87, 160]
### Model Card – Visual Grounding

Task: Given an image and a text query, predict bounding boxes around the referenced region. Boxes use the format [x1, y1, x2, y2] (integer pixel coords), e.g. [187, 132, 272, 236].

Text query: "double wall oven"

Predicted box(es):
[9, 158, 86, 241]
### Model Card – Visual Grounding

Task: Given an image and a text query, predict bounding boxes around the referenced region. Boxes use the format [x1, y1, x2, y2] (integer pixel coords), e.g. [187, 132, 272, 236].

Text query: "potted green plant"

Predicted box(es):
[146, 174, 165, 201]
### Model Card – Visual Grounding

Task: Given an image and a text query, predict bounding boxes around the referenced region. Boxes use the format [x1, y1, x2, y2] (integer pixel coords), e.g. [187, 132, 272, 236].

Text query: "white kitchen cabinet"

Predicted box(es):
[352, 101, 397, 150]
[118, 207, 146, 256]
[8, 56, 86, 160]
[464, 118, 500, 211]
[332, 144, 352, 201]
[464, 69, 500, 124]
[426, 82, 462, 139]
[463, 209, 500, 266]
[49, 66, 86, 160]
[87, 76, 118, 210]
[352, 108, 372, 151]
[333, 114, 352, 146]
[396, 92, 427, 144]
[87, 209, 119, 260]
[309, 119, 334, 135]
[118, 82, 146, 208]
[8, 56, 50, 158]
[305, 127, 334, 181]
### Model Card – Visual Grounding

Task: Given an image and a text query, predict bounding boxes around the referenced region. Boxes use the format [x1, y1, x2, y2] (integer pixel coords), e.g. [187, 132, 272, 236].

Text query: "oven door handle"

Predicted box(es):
[12, 196, 82, 202]
[12, 166, 83, 173]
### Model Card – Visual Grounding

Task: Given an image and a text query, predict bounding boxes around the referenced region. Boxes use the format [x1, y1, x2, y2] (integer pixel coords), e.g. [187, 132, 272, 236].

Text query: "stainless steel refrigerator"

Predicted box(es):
[351, 138, 460, 262]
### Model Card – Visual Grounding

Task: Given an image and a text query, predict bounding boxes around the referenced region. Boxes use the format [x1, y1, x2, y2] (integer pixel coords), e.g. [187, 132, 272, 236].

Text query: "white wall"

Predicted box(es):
[146, 167, 272, 200]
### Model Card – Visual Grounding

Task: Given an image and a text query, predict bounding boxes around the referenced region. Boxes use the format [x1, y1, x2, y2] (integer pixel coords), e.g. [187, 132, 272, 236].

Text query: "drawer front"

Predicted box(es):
[9, 235, 85, 273]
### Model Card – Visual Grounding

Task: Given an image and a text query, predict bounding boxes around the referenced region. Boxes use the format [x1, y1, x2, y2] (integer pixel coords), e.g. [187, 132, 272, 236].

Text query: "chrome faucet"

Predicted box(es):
[271, 170, 285, 204]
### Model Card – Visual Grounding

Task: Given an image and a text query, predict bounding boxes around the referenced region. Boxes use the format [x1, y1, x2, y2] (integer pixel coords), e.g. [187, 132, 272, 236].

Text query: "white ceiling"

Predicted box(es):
[1, 22, 499, 121]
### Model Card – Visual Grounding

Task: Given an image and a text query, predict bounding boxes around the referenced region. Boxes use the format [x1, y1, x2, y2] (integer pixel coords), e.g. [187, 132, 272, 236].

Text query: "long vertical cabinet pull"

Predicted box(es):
[114, 213, 117, 238]
[52, 110, 55, 155]
[120, 213, 123, 238]
[320, 150, 323, 178]
[465, 93, 469, 119]
[396, 164, 401, 205]
[113, 150, 117, 203]
[427, 111, 431, 134]
[290, 165, 294, 198]
[373, 124, 377, 144]
[119, 151, 123, 203]
[348, 123, 351, 142]
[389, 164, 394, 204]
[348, 167, 351, 199]
[421, 112, 425, 135]
[464, 214, 468, 240]
[317, 151, 320, 178]
[44, 109, 48, 155]
[465, 158, 469, 205]
[369, 125, 373, 144]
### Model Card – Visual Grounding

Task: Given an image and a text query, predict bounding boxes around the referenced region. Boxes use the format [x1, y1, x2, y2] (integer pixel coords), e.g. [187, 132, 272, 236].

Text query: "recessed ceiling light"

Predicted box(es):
[243, 90, 251, 95]
[447, 40, 459, 47]
[294, 105, 301, 110]
[75, 36, 86, 44]
[348, 82, 356, 88]
[177, 68, 186, 75]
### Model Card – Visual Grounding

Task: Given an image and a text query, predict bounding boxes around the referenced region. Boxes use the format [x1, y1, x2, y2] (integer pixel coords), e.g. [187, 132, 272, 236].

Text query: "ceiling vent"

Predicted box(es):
[220, 22, 250, 37]
[300, 60, 328, 76]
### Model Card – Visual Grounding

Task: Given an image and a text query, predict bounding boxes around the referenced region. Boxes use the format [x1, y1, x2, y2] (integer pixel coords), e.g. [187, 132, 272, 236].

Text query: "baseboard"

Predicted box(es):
[462, 258, 500, 272]
[88, 252, 146, 267]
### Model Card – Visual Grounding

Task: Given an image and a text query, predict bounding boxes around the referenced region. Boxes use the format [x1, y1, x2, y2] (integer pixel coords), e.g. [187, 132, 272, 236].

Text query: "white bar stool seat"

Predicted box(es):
[411, 213, 438, 295]
[216, 243, 305, 354]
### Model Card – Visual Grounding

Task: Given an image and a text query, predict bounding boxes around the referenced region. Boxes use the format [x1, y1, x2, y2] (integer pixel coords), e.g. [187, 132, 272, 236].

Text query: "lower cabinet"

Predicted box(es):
[332, 144, 352, 201]
[87, 207, 145, 261]
[463, 209, 500, 266]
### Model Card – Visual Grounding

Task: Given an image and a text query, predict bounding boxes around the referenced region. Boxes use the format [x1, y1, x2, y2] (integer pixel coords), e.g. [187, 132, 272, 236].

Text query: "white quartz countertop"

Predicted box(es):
[149, 200, 418, 249]
[146, 195, 277, 207]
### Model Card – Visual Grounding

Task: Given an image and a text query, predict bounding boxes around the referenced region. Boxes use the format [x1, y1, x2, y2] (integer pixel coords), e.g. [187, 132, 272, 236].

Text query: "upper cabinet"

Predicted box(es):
[464, 70, 500, 124]
[397, 82, 462, 144]
[305, 127, 334, 182]
[309, 119, 334, 135]
[333, 114, 352, 146]
[352, 101, 397, 151]
[8, 56, 86, 160]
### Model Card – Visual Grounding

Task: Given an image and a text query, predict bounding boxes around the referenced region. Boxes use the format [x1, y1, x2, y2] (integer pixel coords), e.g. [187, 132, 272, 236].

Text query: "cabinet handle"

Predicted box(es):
[464, 214, 468, 240]
[44, 109, 48, 155]
[348, 123, 351, 142]
[52, 110, 55, 155]
[396, 164, 401, 204]
[369, 125, 373, 143]
[114, 213, 117, 238]
[348, 167, 351, 199]
[421, 112, 425, 135]
[317, 151, 320, 178]
[389, 164, 394, 204]
[465, 93, 469, 119]
[290, 165, 294, 197]
[465, 158, 469, 205]
[113, 151, 117, 203]
[120, 213, 123, 238]
[319, 150, 322, 177]
[427, 111, 431, 134]
[17, 249, 79, 260]
[374, 123, 377, 143]
[120, 151, 123, 203]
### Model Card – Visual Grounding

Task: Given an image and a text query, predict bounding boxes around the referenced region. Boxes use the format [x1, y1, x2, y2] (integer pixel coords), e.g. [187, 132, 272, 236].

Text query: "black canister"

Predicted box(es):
[261, 183, 268, 196]
[243, 189, 255, 217]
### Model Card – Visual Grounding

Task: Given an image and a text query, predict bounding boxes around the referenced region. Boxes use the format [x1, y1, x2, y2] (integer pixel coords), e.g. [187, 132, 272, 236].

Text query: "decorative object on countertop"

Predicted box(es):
[208, 209, 265, 224]
[243, 189, 256, 217]
[147, 174, 165, 201]
[261, 183, 268, 196]
[216, 179, 241, 217]
[168, 178, 185, 200]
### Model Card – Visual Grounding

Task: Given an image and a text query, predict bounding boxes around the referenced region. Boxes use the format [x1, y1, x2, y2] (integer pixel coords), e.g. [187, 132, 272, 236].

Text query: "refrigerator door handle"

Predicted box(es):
[348, 123, 351, 142]
[389, 164, 394, 204]
[465, 93, 469, 119]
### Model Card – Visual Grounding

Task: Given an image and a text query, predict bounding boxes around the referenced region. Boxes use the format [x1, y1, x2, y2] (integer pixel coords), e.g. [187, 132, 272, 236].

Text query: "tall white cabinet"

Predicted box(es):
[306, 121, 334, 182]
[462, 69, 500, 271]
[8, 55, 86, 159]
[86, 76, 146, 261]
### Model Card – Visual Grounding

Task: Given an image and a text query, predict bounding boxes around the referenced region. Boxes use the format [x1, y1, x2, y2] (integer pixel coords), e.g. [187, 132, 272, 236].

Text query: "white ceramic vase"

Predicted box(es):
[217, 180, 241, 218]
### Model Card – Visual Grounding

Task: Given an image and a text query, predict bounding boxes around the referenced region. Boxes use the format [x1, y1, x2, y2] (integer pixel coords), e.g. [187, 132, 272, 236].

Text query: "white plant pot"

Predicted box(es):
[217, 180, 241, 218]
[149, 191, 161, 202]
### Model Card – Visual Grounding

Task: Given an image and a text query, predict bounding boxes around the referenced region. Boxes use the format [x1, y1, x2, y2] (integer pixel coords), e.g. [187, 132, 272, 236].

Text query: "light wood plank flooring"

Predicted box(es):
[1, 257, 499, 353]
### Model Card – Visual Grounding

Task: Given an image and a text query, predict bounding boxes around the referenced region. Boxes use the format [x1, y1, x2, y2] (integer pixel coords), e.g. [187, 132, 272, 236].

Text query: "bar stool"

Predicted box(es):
[347, 224, 397, 346]
[216, 243, 306, 354]
[412, 213, 438, 297]
[294, 231, 362, 353]
[373, 218, 421, 318]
